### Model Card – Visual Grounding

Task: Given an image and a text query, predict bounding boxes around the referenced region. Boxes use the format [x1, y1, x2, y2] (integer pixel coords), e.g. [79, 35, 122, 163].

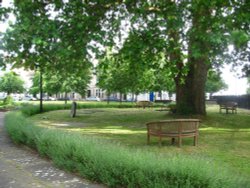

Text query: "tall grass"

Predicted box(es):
[5, 112, 249, 188]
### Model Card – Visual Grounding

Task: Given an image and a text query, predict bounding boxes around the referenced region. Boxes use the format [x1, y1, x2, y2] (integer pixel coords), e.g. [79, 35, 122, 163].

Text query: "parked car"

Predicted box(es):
[103, 96, 119, 101]
[86, 96, 101, 101]
[58, 97, 70, 101]
[126, 98, 136, 102]
[13, 96, 22, 101]
[22, 96, 37, 101]
[0, 95, 7, 100]
[43, 96, 56, 101]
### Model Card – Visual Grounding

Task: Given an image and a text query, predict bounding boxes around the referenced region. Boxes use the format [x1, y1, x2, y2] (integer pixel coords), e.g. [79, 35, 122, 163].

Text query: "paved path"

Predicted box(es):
[0, 112, 104, 188]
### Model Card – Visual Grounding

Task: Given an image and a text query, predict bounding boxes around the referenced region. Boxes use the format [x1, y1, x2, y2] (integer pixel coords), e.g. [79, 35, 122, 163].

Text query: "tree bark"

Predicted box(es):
[175, 3, 210, 115]
[119, 92, 122, 104]
[107, 92, 110, 104]
[64, 93, 68, 104]
[39, 69, 43, 113]
[176, 59, 208, 115]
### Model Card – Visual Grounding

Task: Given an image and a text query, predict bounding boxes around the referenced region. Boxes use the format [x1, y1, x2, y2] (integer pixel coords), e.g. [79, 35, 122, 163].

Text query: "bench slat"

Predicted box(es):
[146, 119, 200, 147]
[219, 102, 237, 114]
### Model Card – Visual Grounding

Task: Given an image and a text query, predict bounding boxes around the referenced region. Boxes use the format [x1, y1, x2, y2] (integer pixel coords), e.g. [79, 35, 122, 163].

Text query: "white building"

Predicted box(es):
[0, 68, 175, 101]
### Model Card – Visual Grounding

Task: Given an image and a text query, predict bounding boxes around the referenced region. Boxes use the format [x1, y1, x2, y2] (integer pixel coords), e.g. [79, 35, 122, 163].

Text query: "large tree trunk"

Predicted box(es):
[175, 59, 208, 115]
[176, 4, 210, 115]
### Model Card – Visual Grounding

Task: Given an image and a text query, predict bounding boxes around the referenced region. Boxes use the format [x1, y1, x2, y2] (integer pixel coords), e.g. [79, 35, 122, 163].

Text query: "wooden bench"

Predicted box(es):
[146, 119, 200, 147]
[154, 100, 173, 111]
[219, 102, 237, 114]
[136, 101, 153, 109]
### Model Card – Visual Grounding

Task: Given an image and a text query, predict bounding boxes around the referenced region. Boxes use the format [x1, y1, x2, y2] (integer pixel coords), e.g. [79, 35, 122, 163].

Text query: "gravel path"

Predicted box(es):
[0, 112, 105, 188]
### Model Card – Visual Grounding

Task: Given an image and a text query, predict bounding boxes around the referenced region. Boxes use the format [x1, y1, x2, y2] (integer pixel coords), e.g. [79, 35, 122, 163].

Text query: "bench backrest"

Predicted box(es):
[137, 101, 152, 106]
[219, 102, 237, 108]
[146, 119, 200, 133]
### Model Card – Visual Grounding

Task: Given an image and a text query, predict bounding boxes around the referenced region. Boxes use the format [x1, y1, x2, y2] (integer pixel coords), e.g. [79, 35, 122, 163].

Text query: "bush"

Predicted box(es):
[167, 104, 177, 113]
[4, 111, 249, 188]
[3, 96, 14, 105]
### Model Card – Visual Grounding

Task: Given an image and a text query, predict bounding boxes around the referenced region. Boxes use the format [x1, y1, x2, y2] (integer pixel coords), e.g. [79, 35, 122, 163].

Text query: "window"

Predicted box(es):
[96, 89, 100, 97]
[87, 90, 91, 97]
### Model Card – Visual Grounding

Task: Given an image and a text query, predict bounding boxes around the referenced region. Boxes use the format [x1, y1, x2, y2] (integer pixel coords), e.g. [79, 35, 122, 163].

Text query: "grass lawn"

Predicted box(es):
[29, 104, 250, 178]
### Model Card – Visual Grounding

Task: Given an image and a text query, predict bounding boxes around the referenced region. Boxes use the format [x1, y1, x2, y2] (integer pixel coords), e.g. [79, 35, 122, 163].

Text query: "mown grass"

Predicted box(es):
[5, 111, 249, 188]
[18, 101, 137, 116]
[29, 105, 250, 179]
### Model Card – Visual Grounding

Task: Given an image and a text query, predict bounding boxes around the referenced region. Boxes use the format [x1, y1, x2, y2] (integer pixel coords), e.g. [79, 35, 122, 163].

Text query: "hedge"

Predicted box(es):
[4, 111, 249, 188]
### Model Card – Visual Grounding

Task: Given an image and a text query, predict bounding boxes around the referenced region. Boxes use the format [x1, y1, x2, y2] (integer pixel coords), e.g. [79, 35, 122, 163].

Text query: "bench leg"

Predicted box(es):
[147, 133, 150, 145]
[194, 135, 198, 146]
[158, 136, 162, 147]
[171, 138, 175, 145]
[178, 137, 182, 147]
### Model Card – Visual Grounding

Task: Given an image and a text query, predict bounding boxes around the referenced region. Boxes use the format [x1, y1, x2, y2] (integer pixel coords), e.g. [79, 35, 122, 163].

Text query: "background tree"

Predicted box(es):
[43, 74, 62, 97]
[96, 51, 120, 103]
[97, 48, 157, 102]
[1, 1, 62, 112]
[0, 71, 24, 95]
[30, 70, 91, 102]
[112, 1, 249, 114]
[29, 72, 40, 97]
[1, 1, 109, 111]
[60, 71, 91, 103]
[205, 70, 228, 99]
[1, 1, 249, 115]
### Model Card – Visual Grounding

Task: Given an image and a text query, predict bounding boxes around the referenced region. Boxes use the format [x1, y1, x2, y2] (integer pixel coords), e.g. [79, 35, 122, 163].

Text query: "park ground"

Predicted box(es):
[28, 103, 250, 179]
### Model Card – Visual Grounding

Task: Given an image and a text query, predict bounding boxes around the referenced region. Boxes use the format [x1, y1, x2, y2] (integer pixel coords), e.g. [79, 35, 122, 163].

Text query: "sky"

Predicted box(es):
[214, 65, 248, 95]
[216, 65, 248, 95]
[0, 1, 248, 95]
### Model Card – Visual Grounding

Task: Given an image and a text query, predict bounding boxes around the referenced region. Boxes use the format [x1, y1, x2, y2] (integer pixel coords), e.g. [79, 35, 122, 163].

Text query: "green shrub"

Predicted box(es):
[19, 103, 68, 116]
[3, 96, 14, 105]
[4, 112, 42, 148]
[167, 104, 177, 113]
[4, 112, 249, 188]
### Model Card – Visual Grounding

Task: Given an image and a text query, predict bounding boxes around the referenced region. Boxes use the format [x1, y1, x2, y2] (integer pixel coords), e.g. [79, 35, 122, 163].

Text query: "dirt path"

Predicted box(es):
[0, 112, 104, 188]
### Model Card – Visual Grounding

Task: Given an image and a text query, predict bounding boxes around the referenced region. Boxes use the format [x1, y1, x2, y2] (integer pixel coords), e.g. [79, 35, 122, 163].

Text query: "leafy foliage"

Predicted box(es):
[205, 70, 228, 98]
[29, 69, 91, 98]
[3, 95, 14, 105]
[29, 72, 40, 96]
[96, 45, 175, 96]
[1, 1, 249, 115]
[0, 71, 24, 95]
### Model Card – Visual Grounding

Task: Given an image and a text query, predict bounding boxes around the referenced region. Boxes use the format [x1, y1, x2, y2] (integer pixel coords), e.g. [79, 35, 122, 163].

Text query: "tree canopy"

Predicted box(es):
[0, 71, 24, 95]
[205, 70, 228, 98]
[30, 69, 91, 98]
[1, 0, 249, 115]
